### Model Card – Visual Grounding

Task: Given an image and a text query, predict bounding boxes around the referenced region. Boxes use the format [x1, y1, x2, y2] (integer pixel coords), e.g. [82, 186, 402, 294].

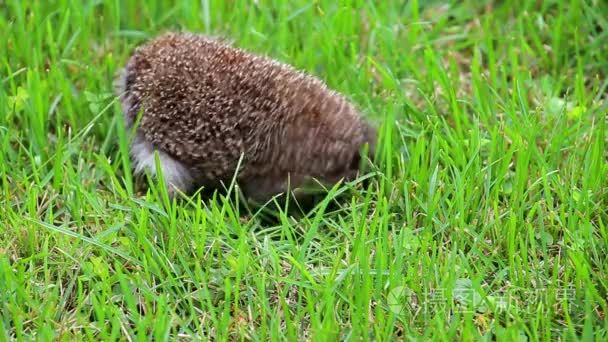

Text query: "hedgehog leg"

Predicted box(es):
[130, 132, 194, 196]
[241, 172, 310, 204]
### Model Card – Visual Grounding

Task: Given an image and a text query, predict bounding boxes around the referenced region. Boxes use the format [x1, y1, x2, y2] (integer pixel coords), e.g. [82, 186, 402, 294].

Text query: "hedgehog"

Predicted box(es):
[115, 32, 376, 202]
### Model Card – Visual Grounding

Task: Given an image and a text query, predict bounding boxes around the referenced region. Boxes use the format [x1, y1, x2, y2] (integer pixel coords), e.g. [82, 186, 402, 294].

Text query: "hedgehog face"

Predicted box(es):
[314, 122, 376, 188]
[323, 142, 374, 186]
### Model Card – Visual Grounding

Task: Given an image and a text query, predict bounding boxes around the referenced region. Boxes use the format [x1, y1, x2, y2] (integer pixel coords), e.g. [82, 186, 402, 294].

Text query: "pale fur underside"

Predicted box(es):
[130, 132, 194, 194]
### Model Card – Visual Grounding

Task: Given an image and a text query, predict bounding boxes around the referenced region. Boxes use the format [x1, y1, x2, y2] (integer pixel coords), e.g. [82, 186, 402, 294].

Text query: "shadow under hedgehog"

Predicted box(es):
[115, 31, 376, 203]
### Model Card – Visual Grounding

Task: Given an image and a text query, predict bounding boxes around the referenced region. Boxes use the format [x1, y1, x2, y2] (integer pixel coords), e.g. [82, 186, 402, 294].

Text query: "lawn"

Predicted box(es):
[1, 0, 607, 340]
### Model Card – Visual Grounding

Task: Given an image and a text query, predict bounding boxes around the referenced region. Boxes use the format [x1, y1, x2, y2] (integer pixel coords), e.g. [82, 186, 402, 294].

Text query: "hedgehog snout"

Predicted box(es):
[363, 123, 377, 160]
[344, 122, 376, 182]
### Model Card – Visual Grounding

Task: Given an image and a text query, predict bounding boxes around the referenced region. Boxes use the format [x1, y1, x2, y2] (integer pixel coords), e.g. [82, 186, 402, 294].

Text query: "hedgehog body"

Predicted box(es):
[116, 32, 375, 201]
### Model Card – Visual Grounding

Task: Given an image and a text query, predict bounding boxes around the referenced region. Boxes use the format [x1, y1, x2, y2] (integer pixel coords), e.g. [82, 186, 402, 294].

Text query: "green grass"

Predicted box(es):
[1, 0, 607, 340]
